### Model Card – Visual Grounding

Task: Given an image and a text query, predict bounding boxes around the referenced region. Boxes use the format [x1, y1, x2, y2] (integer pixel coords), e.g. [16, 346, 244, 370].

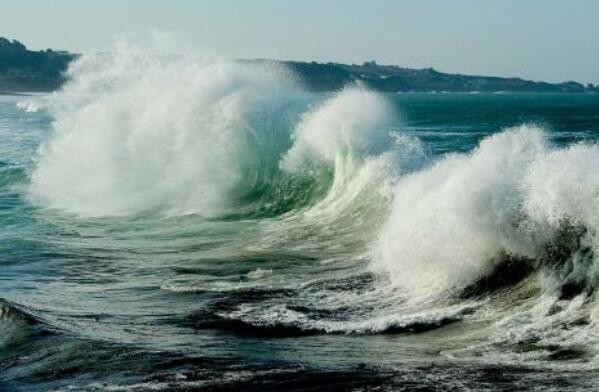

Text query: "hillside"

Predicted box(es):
[1, 37, 596, 94]
[283, 60, 598, 93]
[0, 38, 75, 92]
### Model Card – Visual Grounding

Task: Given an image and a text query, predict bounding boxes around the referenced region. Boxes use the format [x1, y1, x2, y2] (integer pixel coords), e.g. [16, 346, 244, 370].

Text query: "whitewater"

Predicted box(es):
[3, 44, 599, 390]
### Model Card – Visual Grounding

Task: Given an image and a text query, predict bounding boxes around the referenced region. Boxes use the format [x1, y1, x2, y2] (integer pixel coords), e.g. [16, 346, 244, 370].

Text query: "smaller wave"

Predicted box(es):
[280, 86, 394, 173]
[246, 268, 274, 280]
[16, 99, 47, 113]
[186, 301, 475, 337]
[216, 303, 475, 336]
[0, 299, 44, 350]
[0, 299, 39, 325]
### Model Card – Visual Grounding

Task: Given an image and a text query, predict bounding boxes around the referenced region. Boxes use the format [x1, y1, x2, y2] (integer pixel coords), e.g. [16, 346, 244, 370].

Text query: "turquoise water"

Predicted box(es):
[3, 54, 599, 391]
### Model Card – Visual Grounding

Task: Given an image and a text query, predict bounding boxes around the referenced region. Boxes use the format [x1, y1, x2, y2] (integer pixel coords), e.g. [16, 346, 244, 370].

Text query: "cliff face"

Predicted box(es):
[0, 37, 596, 94]
[0, 38, 75, 92]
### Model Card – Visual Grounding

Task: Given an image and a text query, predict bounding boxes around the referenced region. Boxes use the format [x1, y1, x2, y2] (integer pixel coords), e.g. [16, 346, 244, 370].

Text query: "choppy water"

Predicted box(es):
[3, 48, 599, 391]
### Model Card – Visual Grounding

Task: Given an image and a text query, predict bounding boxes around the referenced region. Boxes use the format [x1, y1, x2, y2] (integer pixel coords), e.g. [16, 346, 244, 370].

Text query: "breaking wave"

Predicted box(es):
[375, 125, 599, 300]
[24, 41, 599, 362]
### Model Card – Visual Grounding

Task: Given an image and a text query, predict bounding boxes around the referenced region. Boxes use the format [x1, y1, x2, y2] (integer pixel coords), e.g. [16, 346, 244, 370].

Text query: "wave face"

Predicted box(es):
[5, 42, 599, 389]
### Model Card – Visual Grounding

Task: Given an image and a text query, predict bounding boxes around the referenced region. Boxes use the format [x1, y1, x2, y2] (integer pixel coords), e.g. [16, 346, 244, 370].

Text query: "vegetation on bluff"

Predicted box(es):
[0, 38, 75, 92]
[283, 60, 598, 93]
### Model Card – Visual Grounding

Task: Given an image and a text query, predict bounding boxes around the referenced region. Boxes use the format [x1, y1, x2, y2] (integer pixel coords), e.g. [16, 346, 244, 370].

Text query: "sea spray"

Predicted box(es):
[375, 125, 599, 304]
[29, 46, 306, 216]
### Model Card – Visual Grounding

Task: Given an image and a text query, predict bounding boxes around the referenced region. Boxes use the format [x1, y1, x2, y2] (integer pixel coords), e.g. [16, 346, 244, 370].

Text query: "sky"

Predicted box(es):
[1, 0, 598, 84]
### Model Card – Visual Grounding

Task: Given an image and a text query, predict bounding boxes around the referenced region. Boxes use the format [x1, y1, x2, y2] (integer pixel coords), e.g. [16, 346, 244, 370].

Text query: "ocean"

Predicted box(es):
[2, 49, 599, 391]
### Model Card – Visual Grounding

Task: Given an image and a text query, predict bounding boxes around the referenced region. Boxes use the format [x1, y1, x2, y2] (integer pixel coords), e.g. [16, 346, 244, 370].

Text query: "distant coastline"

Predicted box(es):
[276, 60, 598, 94]
[0, 38, 75, 94]
[1, 37, 597, 94]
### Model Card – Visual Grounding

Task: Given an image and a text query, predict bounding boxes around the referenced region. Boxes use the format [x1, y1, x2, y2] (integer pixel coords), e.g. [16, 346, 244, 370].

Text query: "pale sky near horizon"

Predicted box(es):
[1, 0, 598, 84]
